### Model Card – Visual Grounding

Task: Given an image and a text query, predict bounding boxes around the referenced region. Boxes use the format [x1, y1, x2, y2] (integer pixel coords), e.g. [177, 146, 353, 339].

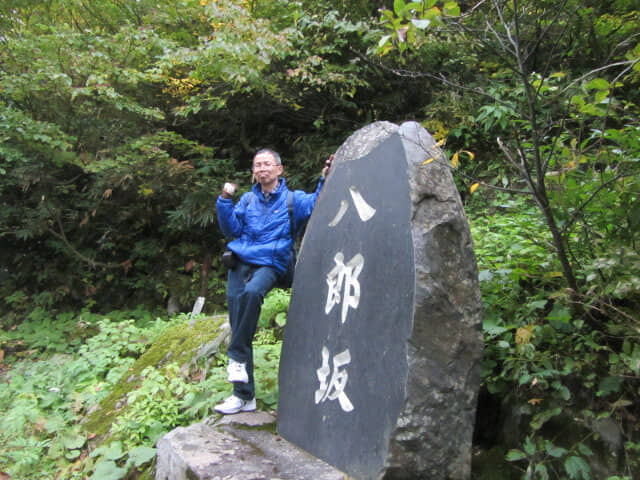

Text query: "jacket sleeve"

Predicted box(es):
[216, 193, 250, 238]
[293, 177, 325, 228]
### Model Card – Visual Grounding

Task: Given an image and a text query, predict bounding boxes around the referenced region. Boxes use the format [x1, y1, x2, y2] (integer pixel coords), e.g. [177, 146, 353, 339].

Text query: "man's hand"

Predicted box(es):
[322, 154, 335, 178]
[221, 182, 237, 199]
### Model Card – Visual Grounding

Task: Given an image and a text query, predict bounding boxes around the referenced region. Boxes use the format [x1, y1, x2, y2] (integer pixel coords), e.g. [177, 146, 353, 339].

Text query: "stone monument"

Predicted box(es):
[277, 121, 483, 479]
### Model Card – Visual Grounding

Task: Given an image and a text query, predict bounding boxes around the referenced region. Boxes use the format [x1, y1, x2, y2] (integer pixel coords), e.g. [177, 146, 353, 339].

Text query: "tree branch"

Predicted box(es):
[47, 212, 124, 270]
[560, 171, 635, 235]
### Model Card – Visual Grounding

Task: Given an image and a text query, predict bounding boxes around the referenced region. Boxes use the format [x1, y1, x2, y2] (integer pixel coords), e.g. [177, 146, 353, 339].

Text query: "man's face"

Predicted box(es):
[253, 152, 283, 188]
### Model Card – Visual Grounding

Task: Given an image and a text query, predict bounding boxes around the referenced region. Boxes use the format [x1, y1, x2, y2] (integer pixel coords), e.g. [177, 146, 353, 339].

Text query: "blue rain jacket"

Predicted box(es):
[216, 177, 325, 274]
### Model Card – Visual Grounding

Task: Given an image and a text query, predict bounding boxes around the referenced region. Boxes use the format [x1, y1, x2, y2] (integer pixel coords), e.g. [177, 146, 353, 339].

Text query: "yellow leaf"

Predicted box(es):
[461, 150, 475, 161]
[545, 271, 564, 278]
[515, 325, 534, 345]
[436, 138, 446, 147]
[422, 157, 435, 165]
[470, 183, 480, 194]
[451, 152, 459, 168]
[528, 398, 543, 405]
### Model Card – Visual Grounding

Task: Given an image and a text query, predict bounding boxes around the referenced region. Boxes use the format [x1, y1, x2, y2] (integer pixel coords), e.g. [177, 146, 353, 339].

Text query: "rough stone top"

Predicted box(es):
[156, 410, 345, 480]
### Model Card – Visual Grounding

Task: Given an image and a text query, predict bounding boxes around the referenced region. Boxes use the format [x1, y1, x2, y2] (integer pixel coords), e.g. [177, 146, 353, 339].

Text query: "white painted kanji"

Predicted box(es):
[315, 185, 375, 414]
[328, 200, 348, 227]
[325, 252, 364, 324]
[328, 187, 376, 227]
[314, 346, 354, 412]
[349, 186, 376, 222]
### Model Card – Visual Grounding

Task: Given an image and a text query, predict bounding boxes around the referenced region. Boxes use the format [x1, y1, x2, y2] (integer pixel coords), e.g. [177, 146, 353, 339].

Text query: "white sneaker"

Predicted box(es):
[214, 395, 256, 415]
[227, 359, 248, 383]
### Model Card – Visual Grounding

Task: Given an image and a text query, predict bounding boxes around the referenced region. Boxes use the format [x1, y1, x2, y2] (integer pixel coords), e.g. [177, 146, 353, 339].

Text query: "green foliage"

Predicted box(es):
[111, 365, 195, 447]
[506, 436, 594, 480]
[377, 0, 459, 56]
[471, 194, 639, 479]
[90, 441, 156, 480]
[0, 310, 173, 479]
[0, 308, 282, 479]
[0, 0, 382, 313]
[259, 288, 291, 328]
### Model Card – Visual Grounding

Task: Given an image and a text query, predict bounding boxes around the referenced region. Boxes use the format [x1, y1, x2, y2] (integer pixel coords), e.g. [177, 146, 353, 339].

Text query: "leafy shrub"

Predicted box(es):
[470, 195, 639, 479]
[0, 307, 284, 479]
[0, 310, 176, 479]
[259, 288, 291, 329]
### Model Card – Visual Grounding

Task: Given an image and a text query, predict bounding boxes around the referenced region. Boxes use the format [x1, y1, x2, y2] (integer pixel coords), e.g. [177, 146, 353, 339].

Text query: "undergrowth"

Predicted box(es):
[469, 194, 639, 480]
[0, 296, 287, 480]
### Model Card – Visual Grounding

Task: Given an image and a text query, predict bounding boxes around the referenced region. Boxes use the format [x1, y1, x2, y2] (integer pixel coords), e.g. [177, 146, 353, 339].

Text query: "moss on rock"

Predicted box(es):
[82, 314, 229, 438]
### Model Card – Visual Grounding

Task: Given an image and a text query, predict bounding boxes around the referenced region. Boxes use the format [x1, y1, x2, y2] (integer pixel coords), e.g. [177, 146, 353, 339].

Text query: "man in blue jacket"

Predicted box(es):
[215, 148, 333, 414]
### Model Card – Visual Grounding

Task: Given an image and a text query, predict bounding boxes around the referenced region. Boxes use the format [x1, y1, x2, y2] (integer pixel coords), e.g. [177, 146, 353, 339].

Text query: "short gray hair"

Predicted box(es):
[254, 148, 281, 165]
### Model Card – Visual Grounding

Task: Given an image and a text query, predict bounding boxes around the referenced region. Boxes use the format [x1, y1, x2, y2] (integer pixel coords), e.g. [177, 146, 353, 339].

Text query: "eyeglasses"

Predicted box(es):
[253, 162, 277, 170]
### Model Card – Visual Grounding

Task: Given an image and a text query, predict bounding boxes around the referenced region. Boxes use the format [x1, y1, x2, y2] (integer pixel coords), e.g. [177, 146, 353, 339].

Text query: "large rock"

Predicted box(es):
[277, 121, 483, 479]
[155, 411, 344, 480]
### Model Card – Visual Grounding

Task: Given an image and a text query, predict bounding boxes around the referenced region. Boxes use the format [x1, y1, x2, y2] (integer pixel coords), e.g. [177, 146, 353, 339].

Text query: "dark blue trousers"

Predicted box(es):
[226, 262, 279, 400]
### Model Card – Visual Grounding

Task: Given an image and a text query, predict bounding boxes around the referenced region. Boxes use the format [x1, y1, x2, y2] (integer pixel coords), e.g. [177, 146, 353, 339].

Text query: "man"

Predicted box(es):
[214, 148, 333, 414]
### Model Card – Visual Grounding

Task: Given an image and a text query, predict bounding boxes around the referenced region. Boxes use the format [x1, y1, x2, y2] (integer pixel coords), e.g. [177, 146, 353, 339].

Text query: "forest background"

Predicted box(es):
[0, 0, 639, 479]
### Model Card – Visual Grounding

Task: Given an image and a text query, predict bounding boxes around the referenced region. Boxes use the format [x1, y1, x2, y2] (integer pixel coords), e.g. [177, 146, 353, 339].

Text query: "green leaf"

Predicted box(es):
[393, 0, 407, 16]
[275, 312, 287, 327]
[505, 449, 527, 461]
[127, 446, 156, 468]
[531, 407, 562, 430]
[529, 300, 547, 309]
[524, 436, 536, 456]
[91, 459, 127, 480]
[552, 381, 571, 400]
[585, 78, 610, 91]
[443, 1, 461, 16]
[91, 441, 126, 461]
[535, 464, 549, 480]
[597, 376, 624, 397]
[546, 304, 571, 323]
[478, 270, 494, 281]
[577, 443, 594, 457]
[564, 455, 590, 479]
[145, 421, 168, 444]
[66, 449, 82, 460]
[61, 433, 87, 450]
[545, 440, 568, 458]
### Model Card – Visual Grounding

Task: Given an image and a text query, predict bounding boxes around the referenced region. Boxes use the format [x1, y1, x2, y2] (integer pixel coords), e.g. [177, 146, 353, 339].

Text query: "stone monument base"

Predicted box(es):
[155, 411, 344, 480]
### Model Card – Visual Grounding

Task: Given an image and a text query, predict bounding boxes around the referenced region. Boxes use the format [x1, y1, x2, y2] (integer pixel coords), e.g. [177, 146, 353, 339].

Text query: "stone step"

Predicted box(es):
[156, 411, 345, 480]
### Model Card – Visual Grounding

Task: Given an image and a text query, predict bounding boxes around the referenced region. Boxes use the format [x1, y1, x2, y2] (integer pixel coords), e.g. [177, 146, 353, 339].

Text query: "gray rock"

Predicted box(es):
[155, 411, 345, 480]
[390, 121, 483, 479]
[277, 121, 483, 479]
